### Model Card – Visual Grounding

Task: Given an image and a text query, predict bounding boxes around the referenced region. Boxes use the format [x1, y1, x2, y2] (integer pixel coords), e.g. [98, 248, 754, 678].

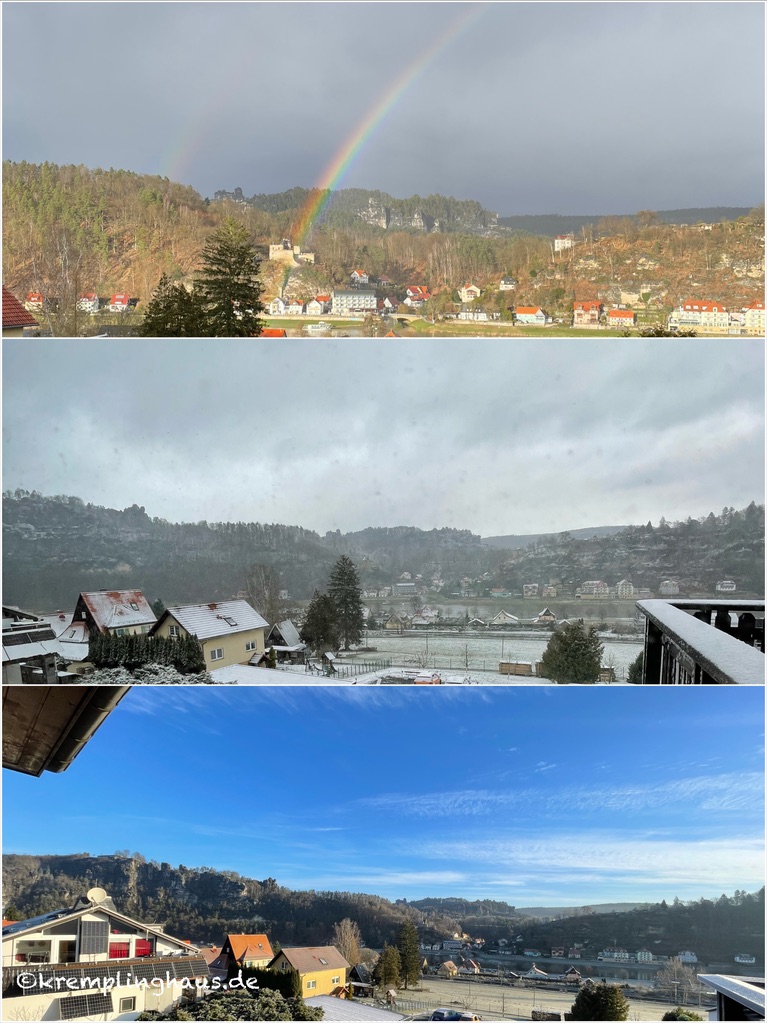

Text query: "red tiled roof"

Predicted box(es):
[3, 287, 39, 329]
[743, 300, 764, 311]
[316, 295, 331, 302]
[607, 309, 635, 318]
[516, 306, 543, 314]
[260, 328, 288, 337]
[226, 934, 274, 963]
[574, 301, 601, 311]
[110, 293, 130, 303]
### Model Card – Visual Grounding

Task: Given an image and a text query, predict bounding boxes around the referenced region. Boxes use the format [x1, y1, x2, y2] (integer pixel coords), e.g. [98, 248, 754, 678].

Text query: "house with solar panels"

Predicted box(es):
[2, 887, 209, 1020]
[150, 599, 268, 671]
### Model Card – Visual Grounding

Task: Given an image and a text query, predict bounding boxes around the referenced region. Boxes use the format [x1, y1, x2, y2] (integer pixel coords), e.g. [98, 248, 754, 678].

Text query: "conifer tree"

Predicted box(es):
[395, 918, 421, 989]
[328, 555, 364, 651]
[139, 274, 208, 336]
[195, 218, 265, 336]
[539, 621, 603, 683]
[300, 590, 339, 655]
[373, 943, 401, 991]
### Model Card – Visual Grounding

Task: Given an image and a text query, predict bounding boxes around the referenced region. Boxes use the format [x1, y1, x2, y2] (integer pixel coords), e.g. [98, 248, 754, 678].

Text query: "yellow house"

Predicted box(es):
[150, 599, 268, 670]
[268, 946, 350, 998]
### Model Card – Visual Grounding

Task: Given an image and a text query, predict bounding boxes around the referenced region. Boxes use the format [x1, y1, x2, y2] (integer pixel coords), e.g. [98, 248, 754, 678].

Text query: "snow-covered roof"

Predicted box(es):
[160, 600, 267, 640]
[2, 638, 90, 664]
[80, 590, 156, 629]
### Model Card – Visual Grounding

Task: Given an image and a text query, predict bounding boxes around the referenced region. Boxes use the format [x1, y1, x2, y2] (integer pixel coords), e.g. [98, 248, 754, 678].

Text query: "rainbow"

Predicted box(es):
[292, 3, 489, 248]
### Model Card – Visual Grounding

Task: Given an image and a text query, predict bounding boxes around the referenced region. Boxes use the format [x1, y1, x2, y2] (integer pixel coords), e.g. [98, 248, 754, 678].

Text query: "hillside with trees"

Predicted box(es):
[2, 854, 762, 966]
[2, 492, 763, 612]
[3, 162, 763, 335]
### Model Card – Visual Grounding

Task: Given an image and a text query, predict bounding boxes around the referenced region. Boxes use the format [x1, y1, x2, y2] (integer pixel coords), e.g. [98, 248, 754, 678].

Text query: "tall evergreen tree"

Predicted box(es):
[539, 621, 603, 683]
[328, 555, 364, 651]
[300, 590, 339, 655]
[195, 218, 265, 336]
[373, 943, 401, 991]
[139, 274, 208, 336]
[395, 918, 421, 989]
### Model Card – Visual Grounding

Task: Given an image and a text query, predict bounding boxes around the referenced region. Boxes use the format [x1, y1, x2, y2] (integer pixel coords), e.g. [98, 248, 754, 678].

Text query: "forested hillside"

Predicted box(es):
[2, 854, 762, 965]
[3, 162, 763, 336]
[2, 492, 763, 612]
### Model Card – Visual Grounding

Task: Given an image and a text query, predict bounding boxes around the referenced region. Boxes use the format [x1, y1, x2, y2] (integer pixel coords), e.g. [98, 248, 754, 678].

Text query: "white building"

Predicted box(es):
[659, 579, 680, 596]
[2, 888, 210, 1021]
[331, 290, 377, 314]
[554, 234, 575, 252]
[743, 300, 765, 336]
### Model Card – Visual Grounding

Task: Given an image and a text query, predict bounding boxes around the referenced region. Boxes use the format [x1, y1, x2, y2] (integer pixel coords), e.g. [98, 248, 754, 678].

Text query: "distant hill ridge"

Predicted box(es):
[497, 208, 756, 236]
[482, 525, 629, 550]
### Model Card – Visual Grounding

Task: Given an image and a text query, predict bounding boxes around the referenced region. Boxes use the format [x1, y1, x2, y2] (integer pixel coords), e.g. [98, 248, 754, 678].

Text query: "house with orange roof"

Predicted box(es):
[108, 293, 131, 313]
[743, 300, 765, 336]
[606, 308, 636, 328]
[268, 945, 350, 997]
[25, 291, 44, 311]
[286, 299, 305, 315]
[514, 306, 547, 325]
[221, 933, 274, 971]
[306, 296, 330, 315]
[573, 300, 603, 326]
[260, 328, 288, 337]
[77, 292, 100, 314]
[350, 269, 369, 285]
[3, 286, 39, 337]
[669, 299, 729, 332]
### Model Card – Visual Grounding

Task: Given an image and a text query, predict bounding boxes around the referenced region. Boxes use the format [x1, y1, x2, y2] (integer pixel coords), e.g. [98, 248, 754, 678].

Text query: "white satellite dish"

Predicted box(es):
[87, 887, 107, 904]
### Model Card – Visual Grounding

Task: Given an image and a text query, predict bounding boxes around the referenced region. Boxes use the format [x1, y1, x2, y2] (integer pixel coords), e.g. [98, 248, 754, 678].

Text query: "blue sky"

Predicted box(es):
[3, 686, 764, 907]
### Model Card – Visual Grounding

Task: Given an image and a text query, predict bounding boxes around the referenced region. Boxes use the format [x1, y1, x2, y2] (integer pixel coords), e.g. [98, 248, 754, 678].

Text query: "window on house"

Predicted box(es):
[245, 640, 257, 651]
[135, 939, 154, 957]
[119, 997, 136, 1012]
[109, 941, 130, 959]
[169, 625, 179, 637]
[332, 975, 340, 984]
[223, 616, 238, 627]
[210, 648, 224, 661]
[306, 980, 317, 989]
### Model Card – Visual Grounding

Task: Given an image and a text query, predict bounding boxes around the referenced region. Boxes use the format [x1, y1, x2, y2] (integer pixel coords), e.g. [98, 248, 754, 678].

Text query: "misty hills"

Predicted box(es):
[3, 854, 762, 965]
[482, 525, 629, 550]
[2, 492, 763, 612]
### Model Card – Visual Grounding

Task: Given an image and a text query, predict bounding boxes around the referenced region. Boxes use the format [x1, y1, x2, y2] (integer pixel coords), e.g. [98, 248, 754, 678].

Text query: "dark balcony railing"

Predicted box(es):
[636, 599, 765, 684]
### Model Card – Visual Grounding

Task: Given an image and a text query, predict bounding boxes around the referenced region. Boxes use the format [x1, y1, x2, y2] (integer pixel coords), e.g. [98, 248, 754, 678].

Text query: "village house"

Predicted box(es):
[25, 291, 44, 311]
[268, 946, 349, 998]
[350, 269, 369, 286]
[606, 308, 637, 328]
[406, 285, 430, 299]
[499, 276, 518, 290]
[542, 584, 557, 598]
[107, 293, 131, 313]
[306, 295, 331, 315]
[659, 579, 680, 596]
[262, 620, 306, 663]
[286, 298, 305, 315]
[573, 300, 603, 326]
[533, 607, 557, 625]
[616, 579, 635, 598]
[2, 888, 209, 1021]
[743, 299, 765, 335]
[514, 306, 547, 325]
[554, 233, 575, 252]
[77, 292, 100, 313]
[579, 580, 610, 598]
[268, 296, 288, 315]
[489, 609, 520, 627]
[220, 933, 274, 971]
[71, 589, 156, 638]
[715, 580, 737, 593]
[523, 583, 539, 598]
[636, 948, 654, 962]
[438, 960, 459, 978]
[458, 284, 482, 302]
[150, 599, 268, 670]
[2, 285, 39, 336]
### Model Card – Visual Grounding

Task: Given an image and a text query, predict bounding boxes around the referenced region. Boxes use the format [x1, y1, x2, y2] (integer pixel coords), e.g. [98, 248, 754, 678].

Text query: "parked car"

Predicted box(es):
[404, 1011, 483, 1022]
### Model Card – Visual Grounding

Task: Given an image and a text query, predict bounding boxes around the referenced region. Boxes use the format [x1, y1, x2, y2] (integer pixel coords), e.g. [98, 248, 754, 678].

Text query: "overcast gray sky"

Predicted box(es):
[2, 339, 763, 536]
[3, 2, 764, 214]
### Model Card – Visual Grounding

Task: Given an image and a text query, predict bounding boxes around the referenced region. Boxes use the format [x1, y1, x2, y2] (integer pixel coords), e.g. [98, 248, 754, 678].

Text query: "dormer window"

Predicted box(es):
[130, 602, 139, 611]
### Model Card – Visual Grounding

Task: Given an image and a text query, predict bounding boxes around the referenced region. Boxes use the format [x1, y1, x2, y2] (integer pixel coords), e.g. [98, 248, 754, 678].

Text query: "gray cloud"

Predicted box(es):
[3, 2, 763, 212]
[2, 338, 763, 535]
